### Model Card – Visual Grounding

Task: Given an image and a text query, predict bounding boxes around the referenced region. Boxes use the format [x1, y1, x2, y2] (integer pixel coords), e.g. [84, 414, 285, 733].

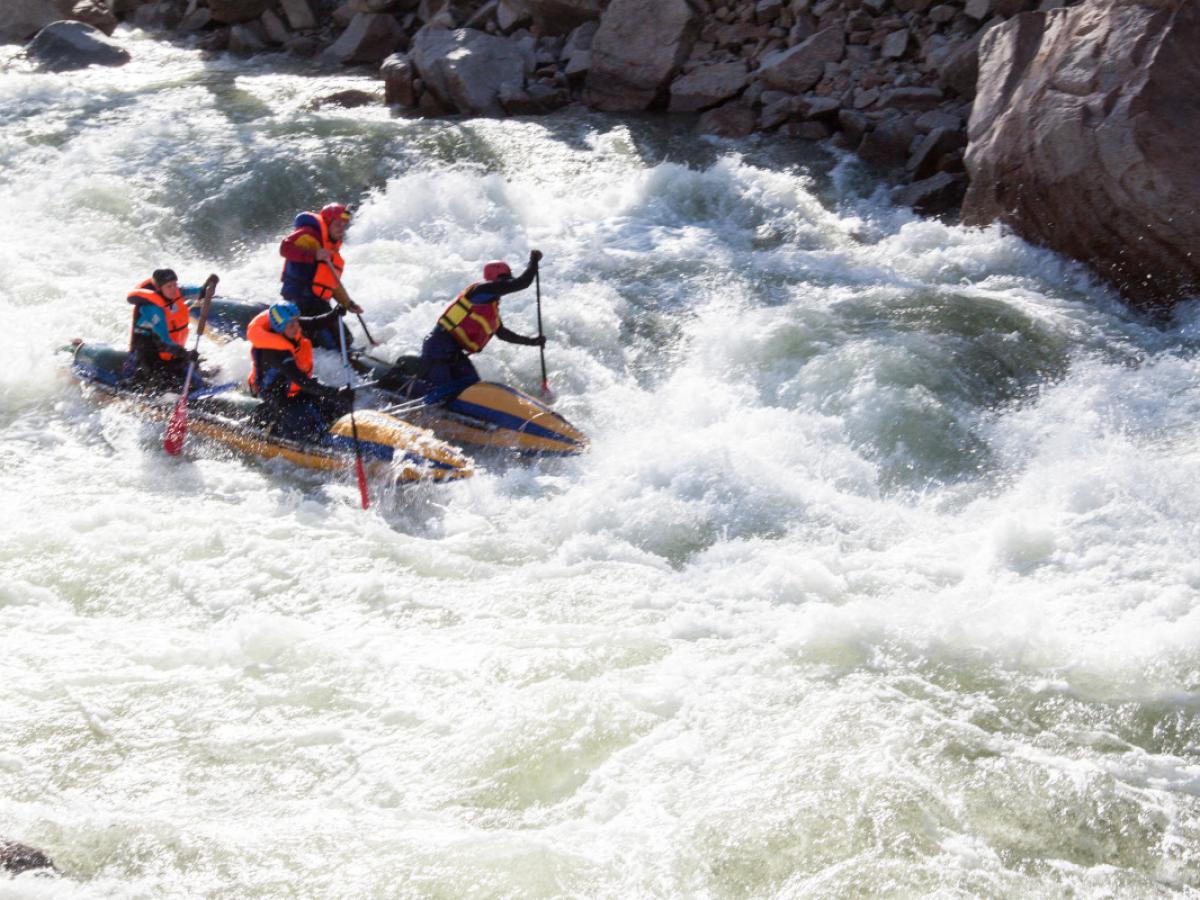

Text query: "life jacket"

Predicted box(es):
[280, 211, 344, 302]
[127, 279, 189, 361]
[437, 284, 501, 353]
[246, 310, 314, 398]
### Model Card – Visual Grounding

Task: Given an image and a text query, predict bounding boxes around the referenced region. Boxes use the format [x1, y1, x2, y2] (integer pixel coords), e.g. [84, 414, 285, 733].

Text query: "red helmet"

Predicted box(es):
[483, 260, 512, 281]
[320, 203, 352, 225]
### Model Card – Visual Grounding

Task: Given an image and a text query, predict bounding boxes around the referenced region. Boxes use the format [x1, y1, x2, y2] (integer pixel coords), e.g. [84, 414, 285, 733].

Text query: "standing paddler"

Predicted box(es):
[279, 203, 363, 350]
[401, 249, 546, 398]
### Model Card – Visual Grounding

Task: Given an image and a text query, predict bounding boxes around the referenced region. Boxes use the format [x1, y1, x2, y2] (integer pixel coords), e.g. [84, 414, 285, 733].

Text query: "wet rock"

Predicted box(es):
[668, 60, 750, 112]
[279, 0, 317, 30]
[260, 9, 289, 43]
[697, 104, 756, 137]
[178, 5, 210, 29]
[584, 0, 699, 112]
[857, 113, 917, 167]
[526, 0, 600, 35]
[906, 124, 965, 178]
[838, 107, 870, 144]
[26, 19, 129, 69]
[228, 19, 268, 50]
[894, 170, 965, 214]
[322, 11, 405, 64]
[309, 88, 379, 108]
[381, 51, 417, 105]
[756, 25, 843, 93]
[412, 26, 532, 115]
[915, 108, 964, 132]
[0, 840, 56, 876]
[499, 80, 569, 113]
[963, 1, 1200, 309]
[784, 119, 830, 139]
[207, 0, 272, 24]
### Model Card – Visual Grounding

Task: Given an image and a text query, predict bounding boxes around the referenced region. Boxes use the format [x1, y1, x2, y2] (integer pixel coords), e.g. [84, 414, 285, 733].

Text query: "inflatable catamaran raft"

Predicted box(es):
[197, 299, 587, 458]
[70, 342, 473, 483]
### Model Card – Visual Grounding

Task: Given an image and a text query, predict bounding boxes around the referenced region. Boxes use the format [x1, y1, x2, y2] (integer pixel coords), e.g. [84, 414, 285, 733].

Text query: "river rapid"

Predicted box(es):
[2, 30, 1200, 899]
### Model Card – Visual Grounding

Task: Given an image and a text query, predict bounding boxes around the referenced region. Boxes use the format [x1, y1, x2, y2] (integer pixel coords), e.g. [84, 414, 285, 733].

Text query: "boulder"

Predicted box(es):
[0, 0, 59, 43]
[857, 113, 917, 167]
[906, 124, 966, 179]
[583, 0, 699, 111]
[526, 0, 600, 34]
[228, 19, 268, 50]
[322, 12, 405, 64]
[0, 840, 56, 876]
[756, 26, 844, 94]
[963, 1, 1200, 310]
[697, 104, 757, 137]
[66, 0, 117, 34]
[881, 27, 909, 58]
[26, 19, 129, 69]
[668, 60, 750, 112]
[260, 9, 289, 43]
[207, 0, 272, 24]
[381, 51, 418, 106]
[308, 88, 380, 108]
[496, 0, 531, 30]
[279, 0, 317, 30]
[412, 26, 532, 115]
[937, 28, 986, 99]
[894, 171, 966, 214]
[877, 86, 945, 110]
[499, 80, 570, 113]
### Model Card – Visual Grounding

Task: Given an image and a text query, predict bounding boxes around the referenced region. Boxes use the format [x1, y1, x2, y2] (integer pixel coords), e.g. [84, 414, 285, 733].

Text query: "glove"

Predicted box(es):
[184, 348, 201, 363]
[202, 273, 220, 292]
[529, 249, 543, 265]
[337, 385, 355, 401]
[348, 300, 364, 315]
[532, 335, 546, 348]
[335, 304, 349, 317]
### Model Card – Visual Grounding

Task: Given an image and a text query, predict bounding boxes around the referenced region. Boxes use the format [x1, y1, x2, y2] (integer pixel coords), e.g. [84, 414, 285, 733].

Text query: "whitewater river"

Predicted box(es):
[3, 30, 1200, 899]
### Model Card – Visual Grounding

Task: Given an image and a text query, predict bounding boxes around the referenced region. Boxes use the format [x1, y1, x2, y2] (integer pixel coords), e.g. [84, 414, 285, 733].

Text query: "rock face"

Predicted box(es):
[411, 26, 531, 115]
[668, 60, 748, 112]
[321, 11, 404, 63]
[27, 19, 130, 69]
[756, 27, 844, 94]
[963, 0, 1200, 309]
[583, 0, 698, 111]
[526, 0, 599, 34]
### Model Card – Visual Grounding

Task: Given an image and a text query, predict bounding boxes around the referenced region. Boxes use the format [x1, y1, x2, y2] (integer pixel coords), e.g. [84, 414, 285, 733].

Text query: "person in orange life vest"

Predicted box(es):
[246, 302, 355, 441]
[412, 250, 546, 397]
[123, 269, 218, 391]
[278, 203, 363, 351]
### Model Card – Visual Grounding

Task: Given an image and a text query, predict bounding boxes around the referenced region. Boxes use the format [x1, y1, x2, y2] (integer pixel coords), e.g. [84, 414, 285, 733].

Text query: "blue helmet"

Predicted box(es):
[268, 302, 300, 333]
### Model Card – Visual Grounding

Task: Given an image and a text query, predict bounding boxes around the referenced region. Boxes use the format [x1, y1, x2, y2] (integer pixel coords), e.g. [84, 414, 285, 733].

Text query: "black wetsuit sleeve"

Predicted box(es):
[299, 309, 341, 329]
[257, 348, 332, 403]
[494, 325, 541, 346]
[465, 260, 538, 300]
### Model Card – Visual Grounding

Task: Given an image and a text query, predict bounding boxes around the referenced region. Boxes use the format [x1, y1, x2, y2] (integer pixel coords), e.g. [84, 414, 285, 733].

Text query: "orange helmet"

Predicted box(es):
[320, 203, 352, 226]
[483, 260, 512, 281]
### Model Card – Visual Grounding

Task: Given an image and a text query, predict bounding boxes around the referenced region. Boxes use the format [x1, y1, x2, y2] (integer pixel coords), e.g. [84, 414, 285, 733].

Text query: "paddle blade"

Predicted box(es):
[355, 455, 370, 509]
[540, 380, 555, 403]
[163, 396, 188, 456]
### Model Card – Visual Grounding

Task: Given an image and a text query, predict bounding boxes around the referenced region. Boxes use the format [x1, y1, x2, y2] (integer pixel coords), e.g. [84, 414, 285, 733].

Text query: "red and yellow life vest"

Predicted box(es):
[246, 310, 314, 398]
[128, 279, 189, 360]
[438, 283, 500, 353]
[284, 210, 344, 301]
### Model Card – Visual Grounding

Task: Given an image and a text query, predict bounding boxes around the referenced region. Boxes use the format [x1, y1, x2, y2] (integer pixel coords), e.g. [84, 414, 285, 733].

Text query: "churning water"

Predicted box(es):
[2, 29, 1200, 899]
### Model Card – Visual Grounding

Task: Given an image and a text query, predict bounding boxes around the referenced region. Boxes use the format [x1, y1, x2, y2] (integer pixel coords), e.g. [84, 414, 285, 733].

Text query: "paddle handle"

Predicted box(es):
[535, 269, 548, 396]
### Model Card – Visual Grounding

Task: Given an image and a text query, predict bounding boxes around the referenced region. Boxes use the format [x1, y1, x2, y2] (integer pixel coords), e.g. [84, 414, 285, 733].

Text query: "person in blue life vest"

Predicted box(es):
[409, 250, 546, 397]
[278, 203, 363, 350]
[123, 269, 219, 391]
[246, 302, 355, 441]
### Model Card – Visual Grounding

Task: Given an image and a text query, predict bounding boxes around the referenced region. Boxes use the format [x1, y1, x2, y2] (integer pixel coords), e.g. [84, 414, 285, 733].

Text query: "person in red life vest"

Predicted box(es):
[123, 269, 219, 391]
[279, 203, 363, 351]
[409, 249, 545, 397]
[246, 302, 355, 441]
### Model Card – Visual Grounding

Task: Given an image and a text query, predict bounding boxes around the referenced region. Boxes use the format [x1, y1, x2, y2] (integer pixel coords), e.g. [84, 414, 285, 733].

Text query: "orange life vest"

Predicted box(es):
[283, 211, 344, 301]
[437, 283, 501, 353]
[128, 279, 190, 361]
[246, 310, 314, 398]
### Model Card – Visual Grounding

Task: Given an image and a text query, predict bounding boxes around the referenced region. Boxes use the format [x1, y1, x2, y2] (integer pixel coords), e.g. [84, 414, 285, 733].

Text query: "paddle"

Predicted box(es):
[337, 313, 370, 510]
[535, 268, 552, 401]
[322, 257, 378, 347]
[164, 274, 219, 456]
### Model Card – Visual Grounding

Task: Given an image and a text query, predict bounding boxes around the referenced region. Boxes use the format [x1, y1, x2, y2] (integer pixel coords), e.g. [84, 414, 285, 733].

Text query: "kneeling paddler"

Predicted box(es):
[246, 302, 354, 441]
